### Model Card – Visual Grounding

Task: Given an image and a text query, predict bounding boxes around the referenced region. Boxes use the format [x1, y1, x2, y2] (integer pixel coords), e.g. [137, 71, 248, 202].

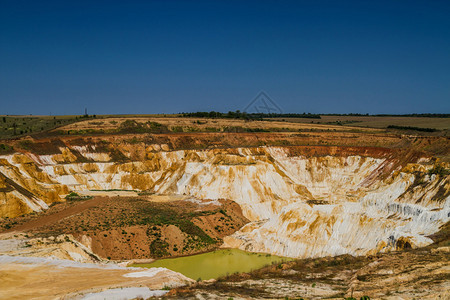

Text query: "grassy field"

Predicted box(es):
[57, 116, 378, 135]
[0, 114, 177, 139]
[0, 115, 88, 138]
[0, 114, 448, 140]
[273, 116, 450, 130]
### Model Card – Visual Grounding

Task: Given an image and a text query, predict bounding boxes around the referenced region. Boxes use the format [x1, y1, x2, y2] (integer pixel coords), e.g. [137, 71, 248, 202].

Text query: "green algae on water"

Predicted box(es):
[132, 248, 292, 280]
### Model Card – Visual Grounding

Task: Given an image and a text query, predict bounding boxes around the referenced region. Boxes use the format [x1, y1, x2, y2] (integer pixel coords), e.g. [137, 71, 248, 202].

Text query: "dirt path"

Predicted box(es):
[5, 197, 110, 233]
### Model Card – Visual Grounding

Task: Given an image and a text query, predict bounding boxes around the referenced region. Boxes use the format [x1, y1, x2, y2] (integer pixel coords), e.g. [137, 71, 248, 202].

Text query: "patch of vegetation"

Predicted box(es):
[66, 192, 79, 198]
[15, 138, 66, 154]
[0, 115, 97, 139]
[221, 126, 279, 133]
[118, 120, 169, 134]
[182, 111, 321, 120]
[130, 137, 144, 144]
[138, 203, 216, 246]
[428, 164, 449, 176]
[323, 120, 362, 126]
[0, 143, 14, 154]
[170, 126, 184, 132]
[55, 128, 106, 136]
[65, 192, 93, 201]
[387, 125, 438, 132]
[149, 238, 170, 257]
[323, 113, 449, 118]
[18, 140, 33, 150]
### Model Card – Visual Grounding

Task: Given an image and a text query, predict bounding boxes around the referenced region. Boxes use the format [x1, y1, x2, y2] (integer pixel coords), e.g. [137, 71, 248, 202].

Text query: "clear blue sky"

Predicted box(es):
[1, 0, 449, 115]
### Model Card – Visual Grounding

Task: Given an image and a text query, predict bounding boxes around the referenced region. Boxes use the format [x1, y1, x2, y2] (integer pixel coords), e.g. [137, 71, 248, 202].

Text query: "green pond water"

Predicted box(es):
[132, 248, 292, 280]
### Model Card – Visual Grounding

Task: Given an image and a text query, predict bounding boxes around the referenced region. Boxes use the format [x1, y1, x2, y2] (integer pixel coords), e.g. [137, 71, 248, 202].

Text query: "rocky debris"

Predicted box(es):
[0, 233, 100, 263]
[169, 244, 449, 299]
[431, 246, 450, 253]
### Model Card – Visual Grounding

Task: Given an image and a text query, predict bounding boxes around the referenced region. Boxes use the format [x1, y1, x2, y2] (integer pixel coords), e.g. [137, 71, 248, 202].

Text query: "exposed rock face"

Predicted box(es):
[0, 155, 67, 218]
[0, 233, 100, 263]
[0, 143, 449, 259]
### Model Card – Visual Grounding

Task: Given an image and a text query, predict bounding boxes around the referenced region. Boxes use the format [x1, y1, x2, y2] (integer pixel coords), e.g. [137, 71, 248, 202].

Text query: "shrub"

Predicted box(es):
[387, 125, 437, 132]
[428, 164, 449, 176]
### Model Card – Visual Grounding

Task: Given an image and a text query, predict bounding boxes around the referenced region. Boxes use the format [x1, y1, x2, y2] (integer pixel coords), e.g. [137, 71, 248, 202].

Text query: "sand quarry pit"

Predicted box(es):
[0, 123, 448, 299]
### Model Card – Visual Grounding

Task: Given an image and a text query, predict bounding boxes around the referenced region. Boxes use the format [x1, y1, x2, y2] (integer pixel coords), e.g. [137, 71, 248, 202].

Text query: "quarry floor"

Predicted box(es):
[0, 258, 193, 300]
[1, 243, 448, 300]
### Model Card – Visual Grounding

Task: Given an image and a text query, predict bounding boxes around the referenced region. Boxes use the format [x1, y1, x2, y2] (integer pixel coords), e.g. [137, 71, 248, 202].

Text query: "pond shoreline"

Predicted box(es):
[131, 248, 293, 280]
[125, 246, 277, 266]
[120, 246, 225, 267]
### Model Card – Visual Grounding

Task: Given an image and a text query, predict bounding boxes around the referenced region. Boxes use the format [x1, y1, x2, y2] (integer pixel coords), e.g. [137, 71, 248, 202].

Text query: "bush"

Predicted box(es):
[65, 192, 92, 201]
[428, 164, 449, 176]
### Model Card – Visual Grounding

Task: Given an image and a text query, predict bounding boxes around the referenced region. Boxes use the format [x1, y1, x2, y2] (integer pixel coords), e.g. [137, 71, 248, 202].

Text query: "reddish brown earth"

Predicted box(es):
[4, 130, 449, 159]
[2, 196, 109, 233]
[1, 196, 248, 260]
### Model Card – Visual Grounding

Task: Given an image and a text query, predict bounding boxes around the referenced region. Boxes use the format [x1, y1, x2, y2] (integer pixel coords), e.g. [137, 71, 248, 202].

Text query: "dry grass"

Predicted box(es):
[274, 116, 450, 130]
[171, 242, 450, 299]
[57, 117, 382, 133]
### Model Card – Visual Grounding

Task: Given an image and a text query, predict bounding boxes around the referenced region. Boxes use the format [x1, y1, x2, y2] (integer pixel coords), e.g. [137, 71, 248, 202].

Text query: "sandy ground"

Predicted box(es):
[76, 191, 198, 202]
[143, 194, 190, 202]
[76, 190, 139, 197]
[0, 257, 193, 300]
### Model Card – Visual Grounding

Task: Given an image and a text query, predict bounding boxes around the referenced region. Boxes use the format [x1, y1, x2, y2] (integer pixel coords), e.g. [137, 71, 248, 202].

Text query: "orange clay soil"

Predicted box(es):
[4, 130, 449, 158]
